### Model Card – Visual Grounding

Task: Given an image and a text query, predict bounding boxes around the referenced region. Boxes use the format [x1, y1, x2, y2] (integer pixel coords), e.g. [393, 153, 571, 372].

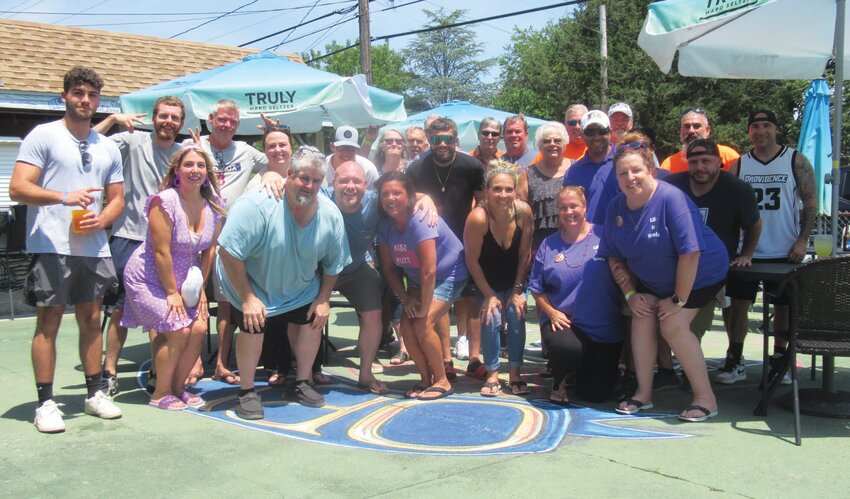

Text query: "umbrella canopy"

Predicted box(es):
[120, 52, 407, 134]
[379, 101, 549, 153]
[638, 0, 847, 246]
[797, 79, 834, 216]
[638, 0, 846, 79]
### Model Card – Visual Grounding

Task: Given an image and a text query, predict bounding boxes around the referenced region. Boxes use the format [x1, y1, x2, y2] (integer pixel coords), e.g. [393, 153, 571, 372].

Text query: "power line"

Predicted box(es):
[53, 0, 112, 24]
[307, 0, 586, 63]
[241, 4, 357, 47]
[270, 0, 322, 51]
[0, 1, 356, 16]
[170, 0, 258, 39]
[263, 12, 358, 51]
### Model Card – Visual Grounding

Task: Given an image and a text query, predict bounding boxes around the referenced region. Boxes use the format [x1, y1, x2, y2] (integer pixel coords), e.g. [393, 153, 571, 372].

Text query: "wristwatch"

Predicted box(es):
[671, 294, 685, 307]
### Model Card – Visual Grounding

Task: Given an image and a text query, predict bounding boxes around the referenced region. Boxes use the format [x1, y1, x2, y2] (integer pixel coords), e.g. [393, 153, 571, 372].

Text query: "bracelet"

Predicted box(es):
[624, 290, 636, 300]
[513, 283, 525, 292]
[60, 191, 67, 206]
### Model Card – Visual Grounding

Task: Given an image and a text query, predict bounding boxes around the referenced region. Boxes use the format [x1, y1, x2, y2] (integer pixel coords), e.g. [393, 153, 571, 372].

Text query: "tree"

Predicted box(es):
[494, 0, 813, 159]
[401, 9, 496, 112]
[304, 41, 412, 96]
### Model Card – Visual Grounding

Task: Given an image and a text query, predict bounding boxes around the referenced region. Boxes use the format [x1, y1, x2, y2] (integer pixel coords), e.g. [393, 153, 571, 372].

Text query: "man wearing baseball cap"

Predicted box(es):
[563, 110, 612, 193]
[723, 109, 818, 385]
[664, 139, 761, 352]
[607, 102, 633, 146]
[325, 125, 380, 189]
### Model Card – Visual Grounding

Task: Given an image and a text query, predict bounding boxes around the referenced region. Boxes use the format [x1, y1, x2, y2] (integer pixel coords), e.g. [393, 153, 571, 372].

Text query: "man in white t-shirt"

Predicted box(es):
[11, 66, 125, 433]
[324, 125, 380, 189]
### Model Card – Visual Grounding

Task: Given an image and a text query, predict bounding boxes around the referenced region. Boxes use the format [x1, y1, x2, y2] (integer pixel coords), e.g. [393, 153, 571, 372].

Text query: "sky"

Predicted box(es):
[1, 0, 581, 82]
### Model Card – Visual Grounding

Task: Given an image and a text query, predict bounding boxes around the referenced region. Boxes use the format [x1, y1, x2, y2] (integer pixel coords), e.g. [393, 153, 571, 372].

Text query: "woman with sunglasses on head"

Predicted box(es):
[121, 146, 225, 410]
[375, 171, 469, 400]
[517, 122, 572, 252]
[529, 186, 625, 404]
[464, 163, 534, 396]
[598, 140, 728, 422]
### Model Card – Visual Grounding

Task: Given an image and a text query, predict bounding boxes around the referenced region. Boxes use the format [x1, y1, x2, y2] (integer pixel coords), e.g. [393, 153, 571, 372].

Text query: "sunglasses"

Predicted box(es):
[681, 107, 709, 121]
[383, 137, 404, 145]
[565, 119, 581, 127]
[542, 138, 564, 145]
[430, 134, 455, 146]
[79, 140, 92, 173]
[264, 124, 291, 135]
[480, 130, 500, 137]
[614, 141, 649, 155]
[583, 127, 610, 137]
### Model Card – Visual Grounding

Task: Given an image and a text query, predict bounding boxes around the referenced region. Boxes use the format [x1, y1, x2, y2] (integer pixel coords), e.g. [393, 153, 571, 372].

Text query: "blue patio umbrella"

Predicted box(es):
[797, 79, 833, 216]
[119, 52, 406, 134]
[379, 101, 549, 153]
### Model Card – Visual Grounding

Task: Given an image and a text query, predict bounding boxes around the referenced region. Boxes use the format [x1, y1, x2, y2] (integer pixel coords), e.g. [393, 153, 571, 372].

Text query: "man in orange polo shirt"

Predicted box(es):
[470, 117, 505, 168]
[661, 108, 740, 174]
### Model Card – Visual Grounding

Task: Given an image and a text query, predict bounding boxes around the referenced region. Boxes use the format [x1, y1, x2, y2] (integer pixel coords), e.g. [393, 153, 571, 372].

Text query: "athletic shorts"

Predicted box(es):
[333, 262, 382, 312]
[25, 253, 118, 307]
[103, 236, 142, 308]
[231, 303, 312, 334]
[636, 279, 726, 309]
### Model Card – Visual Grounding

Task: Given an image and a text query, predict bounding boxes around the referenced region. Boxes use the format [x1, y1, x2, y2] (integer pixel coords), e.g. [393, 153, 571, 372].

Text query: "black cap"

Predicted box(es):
[686, 139, 720, 159]
[748, 109, 778, 128]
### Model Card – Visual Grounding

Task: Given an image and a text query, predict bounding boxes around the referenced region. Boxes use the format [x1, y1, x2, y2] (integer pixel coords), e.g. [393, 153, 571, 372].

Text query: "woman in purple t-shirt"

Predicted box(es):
[599, 143, 726, 423]
[376, 172, 469, 401]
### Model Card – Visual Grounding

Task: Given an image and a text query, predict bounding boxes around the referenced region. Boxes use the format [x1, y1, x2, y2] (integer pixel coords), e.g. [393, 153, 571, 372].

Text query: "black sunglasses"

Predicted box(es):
[681, 107, 709, 121]
[565, 119, 581, 127]
[583, 127, 610, 137]
[79, 140, 92, 173]
[480, 130, 500, 137]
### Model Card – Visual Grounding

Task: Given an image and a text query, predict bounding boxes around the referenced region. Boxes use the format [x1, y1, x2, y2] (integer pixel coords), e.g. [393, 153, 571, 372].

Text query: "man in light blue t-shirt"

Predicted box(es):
[217, 150, 351, 419]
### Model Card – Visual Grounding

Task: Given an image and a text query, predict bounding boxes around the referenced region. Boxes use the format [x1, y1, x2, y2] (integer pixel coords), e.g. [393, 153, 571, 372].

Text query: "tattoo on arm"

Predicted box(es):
[794, 153, 818, 238]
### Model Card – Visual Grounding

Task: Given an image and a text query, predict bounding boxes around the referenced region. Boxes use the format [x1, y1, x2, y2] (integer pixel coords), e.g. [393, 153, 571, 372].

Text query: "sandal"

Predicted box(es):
[267, 371, 286, 387]
[212, 371, 241, 385]
[678, 404, 718, 422]
[149, 394, 186, 411]
[615, 398, 654, 415]
[178, 391, 205, 409]
[358, 379, 390, 395]
[312, 372, 333, 385]
[404, 383, 429, 399]
[480, 381, 501, 397]
[509, 380, 530, 395]
[549, 388, 570, 406]
[444, 361, 457, 382]
[390, 350, 409, 365]
[466, 359, 488, 381]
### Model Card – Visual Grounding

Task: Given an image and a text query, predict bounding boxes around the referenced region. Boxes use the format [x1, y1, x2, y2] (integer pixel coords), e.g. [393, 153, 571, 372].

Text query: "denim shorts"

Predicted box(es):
[432, 277, 468, 303]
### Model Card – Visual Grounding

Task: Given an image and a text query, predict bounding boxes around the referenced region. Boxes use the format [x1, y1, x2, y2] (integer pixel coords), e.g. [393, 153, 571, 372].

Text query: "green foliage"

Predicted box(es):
[401, 9, 497, 113]
[494, 0, 818, 160]
[304, 41, 413, 96]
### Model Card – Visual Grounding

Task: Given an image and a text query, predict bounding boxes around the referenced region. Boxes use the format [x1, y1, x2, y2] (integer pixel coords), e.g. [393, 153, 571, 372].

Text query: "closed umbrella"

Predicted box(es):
[120, 52, 406, 134]
[638, 0, 847, 247]
[797, 79, 833, 216]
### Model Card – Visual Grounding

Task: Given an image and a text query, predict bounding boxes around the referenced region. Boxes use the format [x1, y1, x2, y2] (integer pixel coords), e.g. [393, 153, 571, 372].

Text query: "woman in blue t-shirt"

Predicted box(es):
[599, 143, 727, 422]
[529, 186, 625, 404]
[376, 172, 469, 401]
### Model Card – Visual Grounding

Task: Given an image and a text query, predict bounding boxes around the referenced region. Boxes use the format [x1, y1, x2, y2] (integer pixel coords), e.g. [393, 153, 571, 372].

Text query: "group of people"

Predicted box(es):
[14, 66, 817, 434]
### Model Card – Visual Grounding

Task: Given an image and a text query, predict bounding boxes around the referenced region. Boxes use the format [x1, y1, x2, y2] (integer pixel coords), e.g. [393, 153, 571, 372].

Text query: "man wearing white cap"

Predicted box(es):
[326, 125, 380, 189]
[607, 102, 634, 146]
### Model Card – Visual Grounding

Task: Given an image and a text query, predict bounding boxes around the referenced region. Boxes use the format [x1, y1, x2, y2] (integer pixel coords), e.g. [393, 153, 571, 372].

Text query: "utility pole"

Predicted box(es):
[359, 0, 373, 84]
[600, 3, 608, 109]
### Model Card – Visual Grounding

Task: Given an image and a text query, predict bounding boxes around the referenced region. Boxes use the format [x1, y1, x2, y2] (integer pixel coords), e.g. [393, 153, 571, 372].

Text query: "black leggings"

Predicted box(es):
[540, 323, 622, 403]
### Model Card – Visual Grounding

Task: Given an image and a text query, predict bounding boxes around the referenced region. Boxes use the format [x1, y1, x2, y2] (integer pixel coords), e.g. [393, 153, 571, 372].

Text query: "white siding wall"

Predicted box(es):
[0, 138, 22, 211]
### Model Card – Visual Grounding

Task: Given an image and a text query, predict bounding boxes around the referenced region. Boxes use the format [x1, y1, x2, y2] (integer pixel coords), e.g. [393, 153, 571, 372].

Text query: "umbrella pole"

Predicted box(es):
[833, 0, 846, 249]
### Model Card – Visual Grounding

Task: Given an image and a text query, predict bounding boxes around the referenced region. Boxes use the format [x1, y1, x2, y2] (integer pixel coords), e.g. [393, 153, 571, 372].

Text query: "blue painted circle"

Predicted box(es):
[380, 402, 522, 446]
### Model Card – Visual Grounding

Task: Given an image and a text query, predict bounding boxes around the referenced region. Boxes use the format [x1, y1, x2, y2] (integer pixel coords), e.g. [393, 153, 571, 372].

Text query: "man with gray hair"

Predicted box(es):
[471, 117, 504, 167]
[217, 149, 351, 419]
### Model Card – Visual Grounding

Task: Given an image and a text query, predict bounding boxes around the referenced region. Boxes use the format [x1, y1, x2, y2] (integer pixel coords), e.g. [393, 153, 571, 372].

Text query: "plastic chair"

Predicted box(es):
[781, 256, 850, 445]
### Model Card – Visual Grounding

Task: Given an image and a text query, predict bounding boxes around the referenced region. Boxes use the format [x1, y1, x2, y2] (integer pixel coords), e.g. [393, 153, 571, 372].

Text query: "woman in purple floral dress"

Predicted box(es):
[122, 146, 225, 410]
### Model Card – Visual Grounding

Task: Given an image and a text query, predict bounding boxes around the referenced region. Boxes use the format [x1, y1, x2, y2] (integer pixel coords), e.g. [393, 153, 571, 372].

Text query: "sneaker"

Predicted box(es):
[101, 373, 119, 396]
[768, 353, 793, 386]
[84, 391, 122, 419]
[34, 400, 65, 433]
[455, 336, 469, 361]
[236, 391, 264, 420]
[716, 361, 747, 384]
[287, 380, 325, 408]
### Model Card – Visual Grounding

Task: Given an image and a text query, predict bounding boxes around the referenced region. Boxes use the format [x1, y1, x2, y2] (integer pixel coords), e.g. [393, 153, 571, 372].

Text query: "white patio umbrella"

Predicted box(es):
[638, 0, 848, 247]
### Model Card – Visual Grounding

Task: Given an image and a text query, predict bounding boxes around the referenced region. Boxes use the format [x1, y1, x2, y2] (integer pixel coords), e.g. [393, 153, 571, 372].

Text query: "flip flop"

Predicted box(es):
[312, 372, 333, 385]
[212, 372, 241, 385]
[404, 383, 429, 399]
[267, 372, 286, 387]
[178, 391, 206, 409]
[465, 359, 488, 381]
[509, 380, 531, 395]
[480, 381, 501, 397]
[149, 394, 186, 411]
[358, 380, 390, 395]
[615, 398, 654, 415]
[678, 404, 718, 422]
[418, 386, 454, 401]
[389, 351, 409, 365]
[549, 389, 571, 407]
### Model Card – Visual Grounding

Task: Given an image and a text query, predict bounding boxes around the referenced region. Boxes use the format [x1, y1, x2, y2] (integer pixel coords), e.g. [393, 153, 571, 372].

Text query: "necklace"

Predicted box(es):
[555, 224, 592, 268]
[626, 205, 649, 232]
[434, 163, 454, 193]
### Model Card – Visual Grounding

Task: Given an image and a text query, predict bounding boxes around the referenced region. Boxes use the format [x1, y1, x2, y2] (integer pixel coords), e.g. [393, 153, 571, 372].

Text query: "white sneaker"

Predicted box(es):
[455, 335, 469, 361]
[781, 371, 793, 385]
[716, 361, 747, 384]
[34, 400, 66, 433]
[84, 391, 122, 419]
